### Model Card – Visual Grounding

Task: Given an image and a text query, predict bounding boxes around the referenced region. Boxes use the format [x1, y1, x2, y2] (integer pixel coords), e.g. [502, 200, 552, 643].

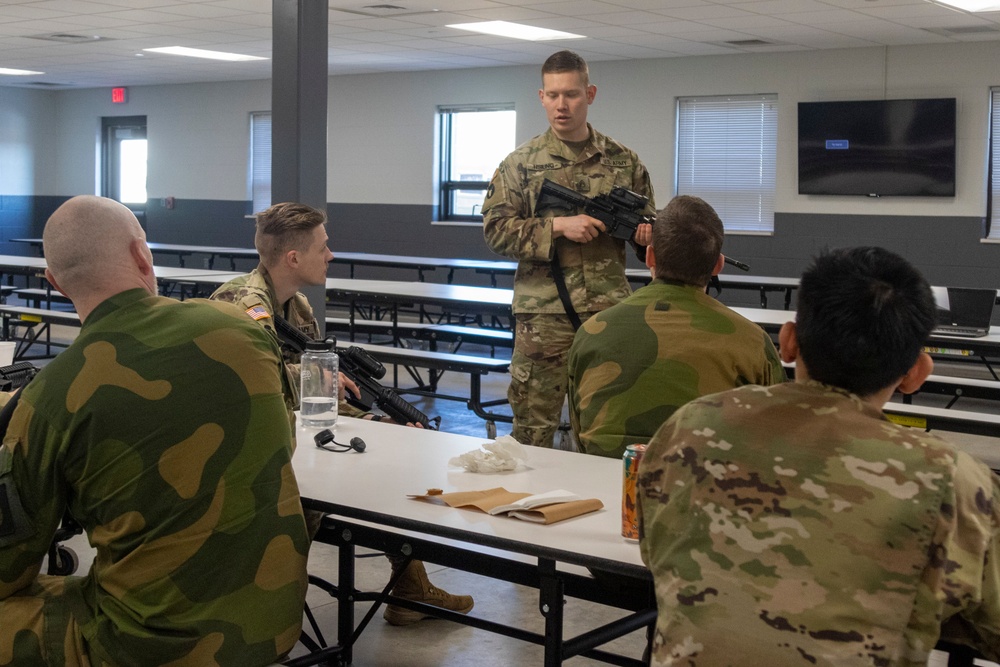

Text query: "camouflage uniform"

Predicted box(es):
[568, 280, 784, 459]
[0, 289, 309, 667]
[638, 381, 1000, 667]
[483, 125, 654, 448]
[210, 264, 364, 419]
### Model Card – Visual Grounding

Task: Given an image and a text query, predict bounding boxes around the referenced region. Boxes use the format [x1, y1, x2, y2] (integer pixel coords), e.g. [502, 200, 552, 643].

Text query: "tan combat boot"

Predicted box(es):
[382, 559, 474, 626]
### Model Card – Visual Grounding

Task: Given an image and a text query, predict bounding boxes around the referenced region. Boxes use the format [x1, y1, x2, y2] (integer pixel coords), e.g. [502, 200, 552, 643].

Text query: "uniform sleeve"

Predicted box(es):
[627, 156, 656, 260]
[632, 157, 656, 215]
[637, 409, 685, 570]
[482, 158, 555, 263]
[760, 330, 786, 386]
[937, 455, 1000, 659]
[0, 404, 65, 600]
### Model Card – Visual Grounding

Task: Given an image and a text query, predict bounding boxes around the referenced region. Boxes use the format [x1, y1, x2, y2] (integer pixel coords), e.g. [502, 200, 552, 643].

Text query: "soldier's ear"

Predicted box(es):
[896, 352, 933, 395]
[44, 269, 68, 299]
[645, 245, 655, 270]
[712, 254, 724, 277]
[778, 321, 798, 364]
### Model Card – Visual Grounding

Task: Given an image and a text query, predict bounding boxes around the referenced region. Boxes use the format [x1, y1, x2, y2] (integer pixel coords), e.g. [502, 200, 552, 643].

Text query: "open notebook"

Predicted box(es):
[933, 287, 997, 338]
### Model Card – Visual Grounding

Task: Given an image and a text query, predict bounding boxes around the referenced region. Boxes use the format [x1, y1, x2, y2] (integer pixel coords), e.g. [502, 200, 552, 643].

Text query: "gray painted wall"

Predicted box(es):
[2, 41, 1000, 290]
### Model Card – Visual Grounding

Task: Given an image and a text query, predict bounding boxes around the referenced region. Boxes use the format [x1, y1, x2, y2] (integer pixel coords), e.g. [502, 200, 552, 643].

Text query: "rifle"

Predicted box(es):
[534, 178, 653, 242]
[0, 361, 38, 393]
[273, 316, 436, 430]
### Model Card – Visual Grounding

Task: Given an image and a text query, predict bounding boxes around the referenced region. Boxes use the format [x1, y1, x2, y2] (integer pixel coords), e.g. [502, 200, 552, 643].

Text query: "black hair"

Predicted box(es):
[795, 246, 936, 396]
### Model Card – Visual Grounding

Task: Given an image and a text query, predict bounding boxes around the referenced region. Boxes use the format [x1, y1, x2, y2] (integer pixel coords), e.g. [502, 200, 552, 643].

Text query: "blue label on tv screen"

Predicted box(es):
[826, 139, 849, 150]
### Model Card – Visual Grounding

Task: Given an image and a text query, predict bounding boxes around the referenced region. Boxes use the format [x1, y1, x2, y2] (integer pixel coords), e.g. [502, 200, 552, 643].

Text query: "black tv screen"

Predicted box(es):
[798, 98, 956, 197]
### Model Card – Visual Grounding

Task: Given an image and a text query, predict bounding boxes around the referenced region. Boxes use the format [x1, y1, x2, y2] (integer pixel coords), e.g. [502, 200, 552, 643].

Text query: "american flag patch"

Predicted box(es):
[246, 305, 270, 321]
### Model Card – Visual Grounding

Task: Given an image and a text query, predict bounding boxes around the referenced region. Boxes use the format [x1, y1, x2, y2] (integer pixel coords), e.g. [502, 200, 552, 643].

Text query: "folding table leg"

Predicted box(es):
[538, 559, 565, 667]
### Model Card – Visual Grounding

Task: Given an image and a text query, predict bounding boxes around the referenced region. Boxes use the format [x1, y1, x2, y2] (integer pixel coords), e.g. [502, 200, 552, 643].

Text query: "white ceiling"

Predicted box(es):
[0, 0, 998, 89]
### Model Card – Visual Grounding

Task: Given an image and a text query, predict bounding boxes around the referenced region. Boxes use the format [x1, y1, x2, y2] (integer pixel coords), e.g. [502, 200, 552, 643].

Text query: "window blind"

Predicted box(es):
[250, 111, 271, 214]
[988, 89, 1000, 239]
[676, 94, 777, 233]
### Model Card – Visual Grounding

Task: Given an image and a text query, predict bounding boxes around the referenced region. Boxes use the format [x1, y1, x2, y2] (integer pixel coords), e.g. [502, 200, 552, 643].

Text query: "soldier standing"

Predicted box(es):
[483, 49, 655, 449]
[0, 196, 309, 666]
[638, 247, 1000, 665]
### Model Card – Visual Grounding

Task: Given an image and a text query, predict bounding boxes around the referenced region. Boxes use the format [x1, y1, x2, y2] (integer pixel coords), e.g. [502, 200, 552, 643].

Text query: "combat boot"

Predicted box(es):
[383, 559, 474, 626]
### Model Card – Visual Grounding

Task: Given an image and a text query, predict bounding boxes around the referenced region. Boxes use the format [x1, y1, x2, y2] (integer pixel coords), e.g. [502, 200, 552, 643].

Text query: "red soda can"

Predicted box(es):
[621, 444, 646, 541]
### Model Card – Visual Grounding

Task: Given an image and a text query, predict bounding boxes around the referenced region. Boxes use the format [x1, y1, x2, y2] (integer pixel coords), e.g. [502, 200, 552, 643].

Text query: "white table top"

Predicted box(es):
[0, 254, 48, 271]
[293, 417, 645, 574]
[151, 266, 245, 281]
[324, 277, 514, 311]
[624, 268, 801, 289]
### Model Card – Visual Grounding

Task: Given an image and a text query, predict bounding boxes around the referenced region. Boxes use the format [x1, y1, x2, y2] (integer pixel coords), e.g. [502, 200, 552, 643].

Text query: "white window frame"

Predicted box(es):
[437, 103, 515, 223]
[675, 94, 777, 234]
[250, 111, 271, 214]
[987, 88, 1000, 240]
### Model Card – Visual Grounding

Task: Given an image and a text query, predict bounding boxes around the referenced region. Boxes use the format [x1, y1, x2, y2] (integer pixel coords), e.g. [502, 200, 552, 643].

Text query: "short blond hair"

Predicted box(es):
[255, 202, 326, 267]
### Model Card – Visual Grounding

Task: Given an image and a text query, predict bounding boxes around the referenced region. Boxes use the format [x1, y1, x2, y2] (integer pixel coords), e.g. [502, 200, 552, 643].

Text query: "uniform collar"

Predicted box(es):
[83, 288, 151, 328]
[544, 124, 601, 161]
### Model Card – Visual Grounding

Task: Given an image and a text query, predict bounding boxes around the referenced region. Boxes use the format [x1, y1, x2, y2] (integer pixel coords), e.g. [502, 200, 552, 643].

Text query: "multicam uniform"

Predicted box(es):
[638, 381, 1000, 667]
[210, 264, 364, 419]
[483, 125, 654, 448]
[568, 280, 784, 459]
[0, 289, 309, 667]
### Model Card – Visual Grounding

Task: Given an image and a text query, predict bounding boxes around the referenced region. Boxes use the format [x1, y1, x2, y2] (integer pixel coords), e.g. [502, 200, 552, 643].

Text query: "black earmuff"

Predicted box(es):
[314, 429, 366, 453]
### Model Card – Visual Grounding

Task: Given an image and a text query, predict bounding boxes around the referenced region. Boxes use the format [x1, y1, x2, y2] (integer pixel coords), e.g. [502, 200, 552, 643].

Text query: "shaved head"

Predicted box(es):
[43, 196, 154, 313]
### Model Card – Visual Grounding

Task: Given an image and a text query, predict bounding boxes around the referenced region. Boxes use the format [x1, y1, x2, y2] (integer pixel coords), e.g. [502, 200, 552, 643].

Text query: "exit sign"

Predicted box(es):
[112, 87, 128, 104]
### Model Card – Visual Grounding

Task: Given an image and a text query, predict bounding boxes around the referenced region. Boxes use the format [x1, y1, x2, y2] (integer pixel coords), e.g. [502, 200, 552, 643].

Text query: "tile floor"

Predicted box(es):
[32, 320, 1000, 666]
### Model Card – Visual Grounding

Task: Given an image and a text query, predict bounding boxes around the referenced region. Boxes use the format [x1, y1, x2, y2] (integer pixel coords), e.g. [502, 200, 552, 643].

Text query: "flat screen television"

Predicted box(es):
[797, 98, 956, 197]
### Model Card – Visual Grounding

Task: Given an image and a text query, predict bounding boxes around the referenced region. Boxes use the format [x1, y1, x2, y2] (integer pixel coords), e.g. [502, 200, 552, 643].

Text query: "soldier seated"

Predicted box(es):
[0, 196, 308, 666]
[568, 195, 784, 459]
[638, 246, 1000, 666]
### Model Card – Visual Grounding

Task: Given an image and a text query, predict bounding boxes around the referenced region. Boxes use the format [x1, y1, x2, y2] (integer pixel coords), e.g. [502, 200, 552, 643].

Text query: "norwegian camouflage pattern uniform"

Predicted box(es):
[568, 280, 784, 459]
[638, 381, 1000, 667]
[0, 289, 309, 667]
[210, 264, 364, 420]
[483, 125, 654, 448]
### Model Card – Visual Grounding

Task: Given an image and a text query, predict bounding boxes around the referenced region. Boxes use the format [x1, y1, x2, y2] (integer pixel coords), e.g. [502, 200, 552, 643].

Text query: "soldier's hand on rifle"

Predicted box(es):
[553, 214, 606, 243]
[634, 222, 652, 247]
[339, 372, 360, 401]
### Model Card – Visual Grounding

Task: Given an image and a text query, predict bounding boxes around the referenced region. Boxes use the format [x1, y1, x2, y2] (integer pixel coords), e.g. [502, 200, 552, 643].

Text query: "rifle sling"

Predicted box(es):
[550, 255, 583, 331]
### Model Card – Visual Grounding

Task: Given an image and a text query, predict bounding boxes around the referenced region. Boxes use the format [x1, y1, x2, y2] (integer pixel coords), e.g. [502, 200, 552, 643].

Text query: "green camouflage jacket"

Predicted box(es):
[482, 125, 654, 315]
[568, 280, 784, 459]
[638, 381, 1000, 666]
[0, 289, 308, 666]
[211, 265, 363, 419]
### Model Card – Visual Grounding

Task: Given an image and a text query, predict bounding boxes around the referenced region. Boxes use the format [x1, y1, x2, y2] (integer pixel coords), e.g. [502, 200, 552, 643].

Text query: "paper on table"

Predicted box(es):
[408, 487, 603, 525]
[485, 489, 580, 515]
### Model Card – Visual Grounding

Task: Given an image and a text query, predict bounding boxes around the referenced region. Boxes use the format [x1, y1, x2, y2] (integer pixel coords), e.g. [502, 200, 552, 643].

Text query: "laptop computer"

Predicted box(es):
[933, 287, 997, 338]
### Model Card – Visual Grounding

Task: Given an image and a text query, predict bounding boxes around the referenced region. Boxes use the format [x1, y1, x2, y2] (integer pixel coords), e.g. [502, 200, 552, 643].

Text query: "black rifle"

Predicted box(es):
[273, 316, 436, 430]
[0, 361, 38, 393]
[535, 178, 753, 273]
[535, 178, 652, 242]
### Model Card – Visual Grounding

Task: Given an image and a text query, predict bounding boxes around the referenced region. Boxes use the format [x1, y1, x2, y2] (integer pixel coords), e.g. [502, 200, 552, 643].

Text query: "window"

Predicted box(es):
[676, 94, 777, 233]
[250, 111, 272, 214]
[438, 105, 515, 222]
[988, 89, 1000, 239]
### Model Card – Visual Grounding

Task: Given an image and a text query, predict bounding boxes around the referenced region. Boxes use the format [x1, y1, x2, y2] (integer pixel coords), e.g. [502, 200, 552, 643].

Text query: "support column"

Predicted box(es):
[272, 0, 328, 335]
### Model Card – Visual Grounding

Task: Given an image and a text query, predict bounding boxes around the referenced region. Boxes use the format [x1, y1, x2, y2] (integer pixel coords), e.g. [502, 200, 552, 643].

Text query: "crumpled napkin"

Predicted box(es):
[448, 435, 527, 473]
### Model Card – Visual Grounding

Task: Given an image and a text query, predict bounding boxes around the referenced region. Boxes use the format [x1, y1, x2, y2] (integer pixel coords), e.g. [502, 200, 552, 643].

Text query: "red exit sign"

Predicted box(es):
[112, 87, 128, 104]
